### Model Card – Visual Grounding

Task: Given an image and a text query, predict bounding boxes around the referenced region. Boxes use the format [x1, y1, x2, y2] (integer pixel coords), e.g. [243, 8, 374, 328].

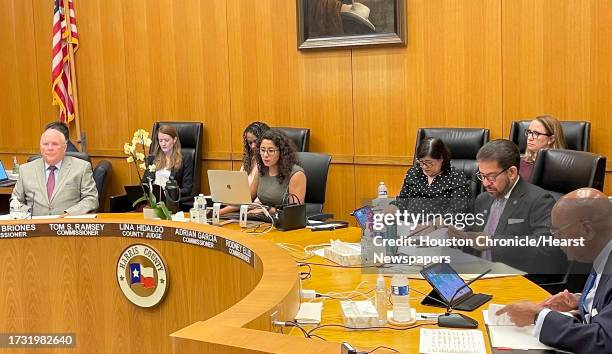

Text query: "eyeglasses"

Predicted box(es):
[417, 159, 437, 168]
[476, 167, 509, 182]
[259, 148, 279, 155]
[524, 129, 552, 139]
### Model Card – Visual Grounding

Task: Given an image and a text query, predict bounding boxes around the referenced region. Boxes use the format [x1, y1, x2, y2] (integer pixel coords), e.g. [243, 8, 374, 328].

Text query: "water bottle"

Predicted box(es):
[375, 274, 387, 325]
[391, 274, 411, 322]
[377, 182, 388, 198]
[12, 156, 20, 175]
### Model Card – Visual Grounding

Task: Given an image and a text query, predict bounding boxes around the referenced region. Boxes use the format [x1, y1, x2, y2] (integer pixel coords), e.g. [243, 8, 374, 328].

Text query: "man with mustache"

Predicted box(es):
[450, 139, 567, 283]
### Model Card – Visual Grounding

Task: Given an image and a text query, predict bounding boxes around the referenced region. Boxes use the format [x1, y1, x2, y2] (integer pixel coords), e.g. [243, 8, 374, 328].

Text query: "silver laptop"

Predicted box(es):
[207, 170, 252, 205]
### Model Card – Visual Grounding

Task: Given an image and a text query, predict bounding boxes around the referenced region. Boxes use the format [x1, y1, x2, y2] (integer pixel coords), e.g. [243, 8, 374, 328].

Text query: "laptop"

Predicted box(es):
[208, 170, 252, 205]
[0, 161, 16, 187]
[420, 263, 492, 311]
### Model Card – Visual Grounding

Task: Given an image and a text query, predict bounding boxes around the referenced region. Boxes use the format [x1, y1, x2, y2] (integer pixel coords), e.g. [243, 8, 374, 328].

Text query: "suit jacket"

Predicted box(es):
[143, 151, 194, 204]
[540, 255, 612, 353]
[469, 178, 567, 276]
[10, 156, 99, 216]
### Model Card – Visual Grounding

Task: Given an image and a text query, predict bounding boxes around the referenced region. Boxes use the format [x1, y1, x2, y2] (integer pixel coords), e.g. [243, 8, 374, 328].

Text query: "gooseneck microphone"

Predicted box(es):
[437, 268, 491, 329]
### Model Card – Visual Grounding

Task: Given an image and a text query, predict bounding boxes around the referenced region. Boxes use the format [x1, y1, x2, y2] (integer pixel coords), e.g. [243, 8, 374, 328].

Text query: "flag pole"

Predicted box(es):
[62, 0, 83, 151]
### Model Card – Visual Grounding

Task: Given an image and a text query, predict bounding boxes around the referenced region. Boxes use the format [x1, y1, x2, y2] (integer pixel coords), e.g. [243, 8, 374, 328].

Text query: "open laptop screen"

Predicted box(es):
[0, 160, 9, 180]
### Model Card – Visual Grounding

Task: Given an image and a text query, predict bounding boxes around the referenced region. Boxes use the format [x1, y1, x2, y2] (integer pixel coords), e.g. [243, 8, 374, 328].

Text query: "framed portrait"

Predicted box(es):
[297, 0, 407, 49]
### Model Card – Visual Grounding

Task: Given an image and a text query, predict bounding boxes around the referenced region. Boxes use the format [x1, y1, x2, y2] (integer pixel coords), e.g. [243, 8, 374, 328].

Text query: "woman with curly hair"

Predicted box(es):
[241, 121, 270, 185]
[251, 129, 307, 210]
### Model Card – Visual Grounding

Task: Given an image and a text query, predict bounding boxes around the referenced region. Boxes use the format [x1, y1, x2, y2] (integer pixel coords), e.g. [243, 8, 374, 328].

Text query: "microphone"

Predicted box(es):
[437, 268, 491, 329]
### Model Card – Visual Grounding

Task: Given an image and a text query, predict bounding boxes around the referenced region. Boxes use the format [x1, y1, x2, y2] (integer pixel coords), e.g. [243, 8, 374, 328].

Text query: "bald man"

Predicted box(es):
[10, 128, 98, 216]
[497, 188, 612, 353]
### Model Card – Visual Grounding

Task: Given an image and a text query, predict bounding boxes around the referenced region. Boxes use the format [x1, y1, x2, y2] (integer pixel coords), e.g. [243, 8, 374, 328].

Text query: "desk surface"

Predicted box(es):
[100, 214, 551, 353]
[0, 214, 551, 353]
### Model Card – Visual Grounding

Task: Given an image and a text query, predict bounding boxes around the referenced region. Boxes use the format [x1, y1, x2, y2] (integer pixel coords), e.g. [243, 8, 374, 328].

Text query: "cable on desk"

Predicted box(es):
[365, 345, 400, 353]
[297, 261, 382, 269]
[306, 322, 434, 337]
[299, 264, 312, 280]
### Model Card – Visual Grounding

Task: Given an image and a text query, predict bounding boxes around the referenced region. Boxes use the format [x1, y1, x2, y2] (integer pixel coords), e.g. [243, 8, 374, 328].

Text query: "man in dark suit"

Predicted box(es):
[45, 121, 79, 152]
[450, 139, 567, 278]
[497, 188, 612, 354]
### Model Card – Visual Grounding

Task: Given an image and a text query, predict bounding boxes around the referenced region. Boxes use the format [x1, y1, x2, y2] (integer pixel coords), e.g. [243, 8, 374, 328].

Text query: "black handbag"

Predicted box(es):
[274, 194, 306, 231]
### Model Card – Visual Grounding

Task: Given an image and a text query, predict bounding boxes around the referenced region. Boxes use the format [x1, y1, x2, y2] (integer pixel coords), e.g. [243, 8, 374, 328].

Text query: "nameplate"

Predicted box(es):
[0, 222, 254, 267]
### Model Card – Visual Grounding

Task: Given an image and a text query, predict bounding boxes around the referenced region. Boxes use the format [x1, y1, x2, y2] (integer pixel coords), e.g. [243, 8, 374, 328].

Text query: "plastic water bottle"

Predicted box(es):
[375, 274, 387, 325]
[12, 156, 20, 175]
[377, 182, 388, 198]
[391, 274, 411, 322]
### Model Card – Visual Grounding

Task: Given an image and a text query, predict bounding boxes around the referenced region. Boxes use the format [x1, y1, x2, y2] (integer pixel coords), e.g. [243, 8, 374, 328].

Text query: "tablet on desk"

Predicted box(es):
[420, 263, 492, 311]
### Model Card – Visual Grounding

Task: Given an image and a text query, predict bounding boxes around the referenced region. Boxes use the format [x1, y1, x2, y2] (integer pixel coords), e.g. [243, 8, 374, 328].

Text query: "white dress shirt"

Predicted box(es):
[534, 238, 612, 338]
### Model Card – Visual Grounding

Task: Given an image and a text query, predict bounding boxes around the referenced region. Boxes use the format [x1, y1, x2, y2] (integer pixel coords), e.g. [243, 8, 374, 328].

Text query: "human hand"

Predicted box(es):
[540, 289, 579, 312]
[496, 301, 544, 327]
[447, 226, 489, 251]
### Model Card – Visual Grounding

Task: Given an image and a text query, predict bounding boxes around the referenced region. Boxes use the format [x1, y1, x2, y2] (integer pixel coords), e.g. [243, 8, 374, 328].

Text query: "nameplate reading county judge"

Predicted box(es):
[116, 244, 169, 308]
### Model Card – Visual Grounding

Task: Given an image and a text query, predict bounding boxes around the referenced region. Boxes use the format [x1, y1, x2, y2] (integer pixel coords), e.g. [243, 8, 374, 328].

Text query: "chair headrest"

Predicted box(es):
[531, 149, 606, 193]
[416, 128, 489, 160]
[152, 121, 203, 149]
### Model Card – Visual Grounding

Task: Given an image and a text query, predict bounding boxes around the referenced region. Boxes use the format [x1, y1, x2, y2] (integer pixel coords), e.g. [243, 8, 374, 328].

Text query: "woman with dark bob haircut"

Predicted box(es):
[250, 129, 306, 210]
[395, 137, 470, 213]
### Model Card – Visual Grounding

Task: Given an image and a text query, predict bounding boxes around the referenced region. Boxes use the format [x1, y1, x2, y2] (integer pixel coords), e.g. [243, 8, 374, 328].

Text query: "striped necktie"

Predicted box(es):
[579, 269, 597, 322]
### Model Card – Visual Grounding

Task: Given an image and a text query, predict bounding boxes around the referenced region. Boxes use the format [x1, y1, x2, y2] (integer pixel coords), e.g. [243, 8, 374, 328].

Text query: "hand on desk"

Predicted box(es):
[496, 301, 544, 327]
[540, 289, 579, 312]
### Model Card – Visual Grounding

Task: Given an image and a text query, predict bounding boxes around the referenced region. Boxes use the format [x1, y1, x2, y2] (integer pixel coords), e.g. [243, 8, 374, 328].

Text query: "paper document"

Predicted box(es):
[64, 214, 98, 219]
[483, 304, 555, 350]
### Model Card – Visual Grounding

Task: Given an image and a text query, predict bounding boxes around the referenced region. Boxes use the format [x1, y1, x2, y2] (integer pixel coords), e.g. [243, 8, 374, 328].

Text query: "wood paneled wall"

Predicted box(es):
[1, 0, 611, 217]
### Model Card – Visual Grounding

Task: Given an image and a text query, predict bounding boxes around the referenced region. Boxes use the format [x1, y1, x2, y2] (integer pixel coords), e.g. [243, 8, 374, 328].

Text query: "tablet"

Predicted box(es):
[352, 205, 374, 230]
[420, 263, 472, 304]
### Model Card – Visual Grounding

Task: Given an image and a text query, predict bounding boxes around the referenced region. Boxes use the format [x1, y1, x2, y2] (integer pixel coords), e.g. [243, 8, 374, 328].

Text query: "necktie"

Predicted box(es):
[484, 198, 506, 236]
[47, 166, 57, 200]
[579, 269, 597, 322]
[482, 198, 506, 260]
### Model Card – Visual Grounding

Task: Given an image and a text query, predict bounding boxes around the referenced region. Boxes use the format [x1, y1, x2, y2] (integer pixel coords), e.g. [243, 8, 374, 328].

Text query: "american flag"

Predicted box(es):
[51, 0, 79, 123]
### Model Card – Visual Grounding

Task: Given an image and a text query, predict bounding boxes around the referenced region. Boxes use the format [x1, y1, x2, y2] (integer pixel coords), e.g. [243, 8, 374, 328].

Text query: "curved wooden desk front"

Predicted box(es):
[0, 215, 551, 354]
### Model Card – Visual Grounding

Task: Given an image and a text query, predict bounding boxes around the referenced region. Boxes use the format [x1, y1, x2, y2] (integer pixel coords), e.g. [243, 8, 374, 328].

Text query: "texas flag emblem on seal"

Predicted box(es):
[130, 263, 155, 289]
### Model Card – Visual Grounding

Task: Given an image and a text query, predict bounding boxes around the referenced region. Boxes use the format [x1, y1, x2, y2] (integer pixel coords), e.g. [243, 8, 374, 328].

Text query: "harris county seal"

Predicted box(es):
[116, 244, 168, 308]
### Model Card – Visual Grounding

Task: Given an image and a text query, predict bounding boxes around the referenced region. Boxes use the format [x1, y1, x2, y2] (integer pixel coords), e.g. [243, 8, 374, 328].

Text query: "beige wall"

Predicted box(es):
[1, 0, 610, 216]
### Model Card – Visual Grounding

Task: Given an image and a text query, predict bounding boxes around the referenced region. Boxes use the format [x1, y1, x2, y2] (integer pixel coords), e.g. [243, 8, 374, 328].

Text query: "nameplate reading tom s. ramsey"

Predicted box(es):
[116, 244, 169, 308]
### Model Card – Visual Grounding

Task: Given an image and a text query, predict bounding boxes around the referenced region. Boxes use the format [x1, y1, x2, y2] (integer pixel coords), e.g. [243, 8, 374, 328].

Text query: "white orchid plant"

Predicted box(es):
[124, 129, 171, 219]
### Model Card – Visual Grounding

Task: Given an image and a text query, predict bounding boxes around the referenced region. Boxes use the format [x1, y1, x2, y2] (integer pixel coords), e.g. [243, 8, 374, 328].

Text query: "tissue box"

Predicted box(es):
[340, 300, 379, 329]
[323, 240, 361, 266]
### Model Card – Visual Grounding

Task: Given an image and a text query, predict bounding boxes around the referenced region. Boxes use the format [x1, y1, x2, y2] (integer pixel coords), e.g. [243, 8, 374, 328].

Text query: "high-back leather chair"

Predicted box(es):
[275, 127, 310, 152]
[92, 160, 112, 212]
[509, 120, 590, 153]
[530, 149, 606, 200]
[151, 121, 204, 205]
[414, 128, 490, 199]
[295, 152, 331, 217]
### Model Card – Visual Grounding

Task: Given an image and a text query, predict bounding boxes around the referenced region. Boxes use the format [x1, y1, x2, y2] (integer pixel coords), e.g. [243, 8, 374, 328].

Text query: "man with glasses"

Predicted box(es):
[10, 127, 98, 216]
[450, 139, 566, 281]
[496, 188, 612, 354]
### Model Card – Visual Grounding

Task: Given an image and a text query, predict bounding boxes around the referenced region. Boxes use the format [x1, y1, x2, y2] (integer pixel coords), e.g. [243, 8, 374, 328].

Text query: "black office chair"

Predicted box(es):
[414, 128, 490, 199]
[295, 152, 331, 219]
[27, 151, 91, 164]
[509, 120, 591, 153]
[530, 149, 606, 200]
[275, 127, 310, 152]
[110, 121, 204, 212]
[92, 160, 112, 212]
